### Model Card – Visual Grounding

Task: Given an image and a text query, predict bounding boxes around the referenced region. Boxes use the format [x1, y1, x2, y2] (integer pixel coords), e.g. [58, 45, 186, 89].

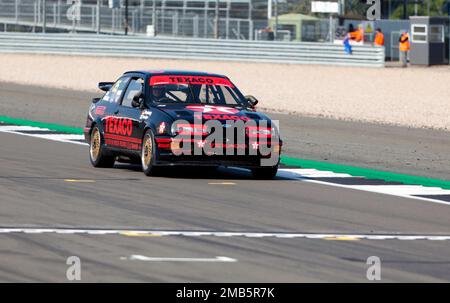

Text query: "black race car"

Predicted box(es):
[84, 70, 282, 179]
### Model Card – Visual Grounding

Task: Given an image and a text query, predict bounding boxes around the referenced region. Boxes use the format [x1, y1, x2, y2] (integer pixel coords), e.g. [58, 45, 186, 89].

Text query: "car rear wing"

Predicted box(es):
[98, 82, 114, 92]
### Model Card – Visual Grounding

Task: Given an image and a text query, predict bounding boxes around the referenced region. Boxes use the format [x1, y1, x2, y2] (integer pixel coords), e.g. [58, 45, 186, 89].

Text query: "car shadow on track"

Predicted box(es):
[113, 164, 287, 181]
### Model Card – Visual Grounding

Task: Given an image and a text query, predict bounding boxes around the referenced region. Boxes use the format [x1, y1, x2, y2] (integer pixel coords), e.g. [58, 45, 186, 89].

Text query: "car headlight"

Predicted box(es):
[170, 123, 179, 136]
[171, 123, 209, 136]
[246, 126, 273, 138]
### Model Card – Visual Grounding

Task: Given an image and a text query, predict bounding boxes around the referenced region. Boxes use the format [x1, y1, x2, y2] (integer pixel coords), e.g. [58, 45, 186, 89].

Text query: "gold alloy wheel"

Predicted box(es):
[90, 129, 101, 161]
[142, 135, 153, 169]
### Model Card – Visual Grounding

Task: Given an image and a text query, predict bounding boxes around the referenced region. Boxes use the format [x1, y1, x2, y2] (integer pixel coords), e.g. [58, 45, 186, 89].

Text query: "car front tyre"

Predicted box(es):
[89, 126, 115, 168]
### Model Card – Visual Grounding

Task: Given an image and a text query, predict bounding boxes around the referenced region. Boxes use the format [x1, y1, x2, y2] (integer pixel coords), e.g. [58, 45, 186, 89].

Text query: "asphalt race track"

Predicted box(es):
[1, 83, 450, 282]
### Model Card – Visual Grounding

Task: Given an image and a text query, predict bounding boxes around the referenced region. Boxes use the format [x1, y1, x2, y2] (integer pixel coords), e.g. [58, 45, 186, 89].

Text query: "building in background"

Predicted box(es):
[266, 13, 324, 41]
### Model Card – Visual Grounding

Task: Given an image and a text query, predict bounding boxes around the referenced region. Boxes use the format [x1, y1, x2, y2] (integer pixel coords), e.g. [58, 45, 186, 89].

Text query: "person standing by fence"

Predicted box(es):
[348, 24, 364, 44]
[399, 31, 410, 67]
[354, 24, 364, 43]
[343, 24, 354, 55]
[343, 34, 352, 54]
[374, 28, 384, 47]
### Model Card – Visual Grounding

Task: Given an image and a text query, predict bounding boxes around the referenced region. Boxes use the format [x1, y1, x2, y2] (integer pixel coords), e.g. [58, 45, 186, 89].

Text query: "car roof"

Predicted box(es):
[124, 70, 228, 78]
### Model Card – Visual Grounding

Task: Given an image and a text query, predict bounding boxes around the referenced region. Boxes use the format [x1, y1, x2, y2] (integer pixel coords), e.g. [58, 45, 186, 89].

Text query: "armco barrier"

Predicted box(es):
[0, 33, 385, 67]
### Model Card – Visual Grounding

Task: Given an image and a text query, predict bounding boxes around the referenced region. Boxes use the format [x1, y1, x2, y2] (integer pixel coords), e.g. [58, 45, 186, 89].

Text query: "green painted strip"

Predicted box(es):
[0, 116, 83, 134]
[281, 156, 450, 190]
[2, 115, 449, 190]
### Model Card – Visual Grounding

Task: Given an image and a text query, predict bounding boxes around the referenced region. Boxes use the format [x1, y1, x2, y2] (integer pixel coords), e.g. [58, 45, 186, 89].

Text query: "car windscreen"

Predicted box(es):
[149, 75, 247, 106]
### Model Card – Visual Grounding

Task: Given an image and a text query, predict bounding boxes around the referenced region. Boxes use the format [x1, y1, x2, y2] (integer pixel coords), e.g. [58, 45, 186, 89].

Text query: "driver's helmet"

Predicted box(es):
[152, 85, 166, 100]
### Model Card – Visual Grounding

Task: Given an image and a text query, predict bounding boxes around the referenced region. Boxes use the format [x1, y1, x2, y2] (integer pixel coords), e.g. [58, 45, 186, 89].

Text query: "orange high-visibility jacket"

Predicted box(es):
[374, 32, 384, 46]
[399, 33, 410, 51]
[354, 28, 364, 42]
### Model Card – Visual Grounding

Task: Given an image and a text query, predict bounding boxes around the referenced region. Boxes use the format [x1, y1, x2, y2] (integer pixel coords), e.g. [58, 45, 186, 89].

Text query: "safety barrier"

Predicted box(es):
[0, 33, 385, 67]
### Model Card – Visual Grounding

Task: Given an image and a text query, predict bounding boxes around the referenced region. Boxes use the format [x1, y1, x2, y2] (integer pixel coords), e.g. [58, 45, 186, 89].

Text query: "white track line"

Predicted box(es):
[0, 125, 50, 131]
[350, 185, 450, 196]
[0, 129, 88, 146]
[299, 178, 450, 207]
[277, 169, 450, 206]
[277, 168, 354, 178]
[0, 228, 450, 241]
[33, 134, 85, 141]
[124, 255, 237, 262]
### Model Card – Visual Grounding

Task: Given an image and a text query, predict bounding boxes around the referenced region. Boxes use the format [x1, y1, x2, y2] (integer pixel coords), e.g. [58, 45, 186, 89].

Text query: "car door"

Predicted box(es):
[101, 76, 130, 149]
[113, 77, 146, 152]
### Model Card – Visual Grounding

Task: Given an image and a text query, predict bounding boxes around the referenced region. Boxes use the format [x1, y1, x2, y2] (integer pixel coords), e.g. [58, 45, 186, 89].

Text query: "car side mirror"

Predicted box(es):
[132, 92, 144, 108]
[245, 95, 259, 108]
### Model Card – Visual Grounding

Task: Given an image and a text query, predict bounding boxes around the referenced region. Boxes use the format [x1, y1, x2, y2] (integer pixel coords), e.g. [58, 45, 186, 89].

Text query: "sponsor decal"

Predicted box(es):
[203, 114, 251, 121]
[102, 92, 110, 102]
[95, 106, 106, 116]
[150, 75, 234, 88]
[104, 117, 133, 137]
[112, 80, 121, 92]
[140, 110, 152, 120]
[184, 105, 249, 121]
[114, 90, 123, 103]
[103, 115, 140, 150]
[158, 122, 166, 134]
[104, 137, 140, 150]
[186, 105, 239, 114]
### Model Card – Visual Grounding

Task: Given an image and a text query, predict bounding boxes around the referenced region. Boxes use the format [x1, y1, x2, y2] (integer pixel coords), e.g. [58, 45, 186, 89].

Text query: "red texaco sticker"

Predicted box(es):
[186, 105, 239, 114]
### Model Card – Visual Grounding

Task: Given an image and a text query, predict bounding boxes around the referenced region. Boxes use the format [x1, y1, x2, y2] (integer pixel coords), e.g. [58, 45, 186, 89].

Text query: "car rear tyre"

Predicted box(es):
[141, 130, 159, 176]
[89, 126, 115, 168]
[251, 165, 278, 180]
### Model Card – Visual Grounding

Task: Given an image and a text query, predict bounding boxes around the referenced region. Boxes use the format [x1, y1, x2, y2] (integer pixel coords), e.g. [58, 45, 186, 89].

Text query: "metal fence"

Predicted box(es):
[0, 0, 259, 39]
[0, 33, 385, 67]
